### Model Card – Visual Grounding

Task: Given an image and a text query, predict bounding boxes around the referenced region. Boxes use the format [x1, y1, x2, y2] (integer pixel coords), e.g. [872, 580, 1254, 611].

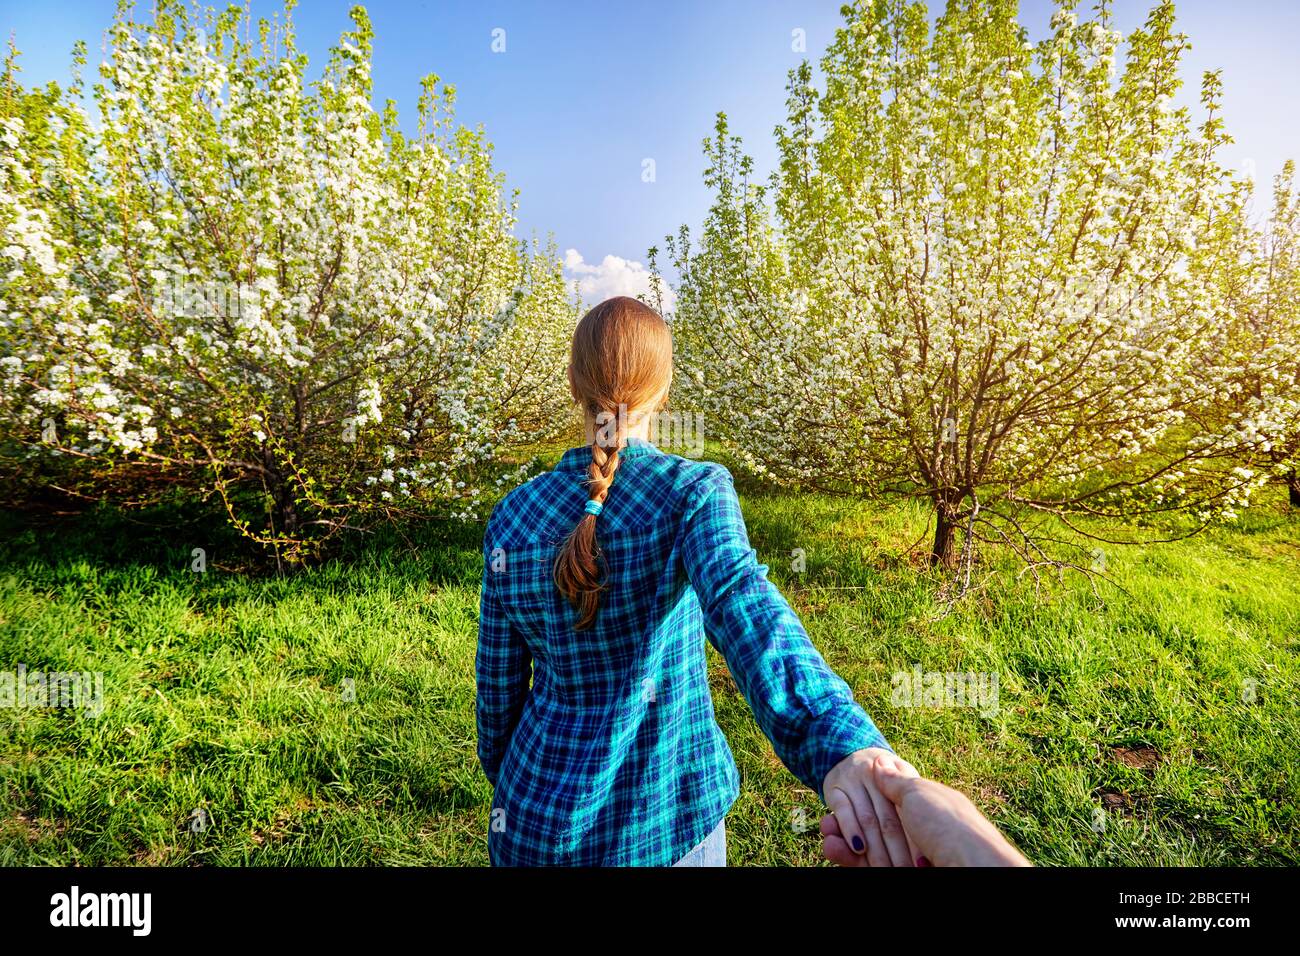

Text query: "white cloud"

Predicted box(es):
[563, 248, 675, 314]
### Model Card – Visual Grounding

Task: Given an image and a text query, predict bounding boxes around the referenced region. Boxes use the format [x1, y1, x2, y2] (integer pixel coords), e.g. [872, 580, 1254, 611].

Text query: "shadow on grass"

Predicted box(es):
[0, 501, 491, 598]
[3, 466, 1295, 603]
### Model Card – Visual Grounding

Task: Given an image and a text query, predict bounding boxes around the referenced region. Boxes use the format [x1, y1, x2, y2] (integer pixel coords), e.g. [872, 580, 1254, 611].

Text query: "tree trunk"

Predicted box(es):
[1289, 470, 1300, 509]
[931, 498, 959, 569]
[273, 491, 300, 538]
[263, 448, 301, 539]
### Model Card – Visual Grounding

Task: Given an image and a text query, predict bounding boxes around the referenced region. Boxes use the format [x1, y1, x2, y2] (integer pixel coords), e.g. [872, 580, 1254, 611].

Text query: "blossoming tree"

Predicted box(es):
[1213, 162, 1300, 507]
[668, 0, 1261, 572]
[0, 3, 575, 560]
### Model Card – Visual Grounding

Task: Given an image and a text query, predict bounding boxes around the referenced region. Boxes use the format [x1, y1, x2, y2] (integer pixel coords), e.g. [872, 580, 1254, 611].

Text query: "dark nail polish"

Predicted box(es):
[851, 835, 864, 852]
[916, 854, 932, 867]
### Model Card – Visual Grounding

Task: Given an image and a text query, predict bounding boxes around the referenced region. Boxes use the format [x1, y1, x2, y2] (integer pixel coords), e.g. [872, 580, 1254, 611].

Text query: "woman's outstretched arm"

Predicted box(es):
[679, 465, 893, 808]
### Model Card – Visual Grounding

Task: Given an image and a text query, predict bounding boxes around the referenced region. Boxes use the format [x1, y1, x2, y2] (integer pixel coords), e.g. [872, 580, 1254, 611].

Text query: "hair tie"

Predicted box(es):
[584, 499, 604, 517]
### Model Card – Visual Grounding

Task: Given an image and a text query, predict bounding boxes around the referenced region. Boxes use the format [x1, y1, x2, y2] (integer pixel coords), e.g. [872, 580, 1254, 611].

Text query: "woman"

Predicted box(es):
[475, 296, 905, 866]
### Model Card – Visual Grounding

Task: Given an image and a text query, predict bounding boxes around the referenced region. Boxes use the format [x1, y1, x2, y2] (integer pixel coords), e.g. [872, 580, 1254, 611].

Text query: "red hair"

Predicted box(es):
[553, 296, 673, 629]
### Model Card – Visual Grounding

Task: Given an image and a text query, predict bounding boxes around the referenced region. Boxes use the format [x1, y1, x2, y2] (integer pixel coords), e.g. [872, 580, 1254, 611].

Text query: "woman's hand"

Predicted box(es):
[820, 747, 921, 866]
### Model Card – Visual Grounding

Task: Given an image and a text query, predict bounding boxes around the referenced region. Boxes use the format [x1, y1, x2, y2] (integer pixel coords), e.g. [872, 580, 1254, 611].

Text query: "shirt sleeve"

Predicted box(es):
[680, 465, 891, 804]
[475, 525, 533, 789]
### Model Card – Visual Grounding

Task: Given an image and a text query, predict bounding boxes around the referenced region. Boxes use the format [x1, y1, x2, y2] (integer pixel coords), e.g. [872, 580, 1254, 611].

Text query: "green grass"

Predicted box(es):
[1, 456, 1297, 866]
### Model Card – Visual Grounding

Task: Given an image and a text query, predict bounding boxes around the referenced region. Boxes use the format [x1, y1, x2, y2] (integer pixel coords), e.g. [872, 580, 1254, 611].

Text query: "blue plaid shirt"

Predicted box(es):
[476, 438, 890, 866]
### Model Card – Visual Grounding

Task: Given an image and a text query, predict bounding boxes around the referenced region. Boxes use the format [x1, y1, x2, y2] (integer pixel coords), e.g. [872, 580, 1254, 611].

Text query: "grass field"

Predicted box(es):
[1, 448, 1297, 866]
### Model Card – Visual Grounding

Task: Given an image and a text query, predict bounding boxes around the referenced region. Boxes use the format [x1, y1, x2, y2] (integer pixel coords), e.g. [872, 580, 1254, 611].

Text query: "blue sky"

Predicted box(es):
[5, 0, 1298, 299]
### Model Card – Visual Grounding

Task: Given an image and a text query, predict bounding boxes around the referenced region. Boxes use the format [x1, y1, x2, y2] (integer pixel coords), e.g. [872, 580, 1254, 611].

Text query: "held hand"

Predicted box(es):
[819, 747, 921, 866]
[821, 752, 1031, 867]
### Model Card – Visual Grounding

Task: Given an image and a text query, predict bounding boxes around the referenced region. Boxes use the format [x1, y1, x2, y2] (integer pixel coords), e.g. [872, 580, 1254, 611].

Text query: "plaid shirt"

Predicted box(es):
[476, 438, 890, 866]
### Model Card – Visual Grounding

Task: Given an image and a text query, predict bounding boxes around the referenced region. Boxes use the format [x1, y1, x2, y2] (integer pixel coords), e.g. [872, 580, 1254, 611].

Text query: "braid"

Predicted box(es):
[585, 425, 625, 505]
[553, 413, 625, 630]
[552, 295, 672, 632]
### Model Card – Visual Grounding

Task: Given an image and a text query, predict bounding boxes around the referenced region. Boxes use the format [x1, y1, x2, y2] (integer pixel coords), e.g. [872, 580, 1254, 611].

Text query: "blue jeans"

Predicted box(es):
[672, 817, 726, 867]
